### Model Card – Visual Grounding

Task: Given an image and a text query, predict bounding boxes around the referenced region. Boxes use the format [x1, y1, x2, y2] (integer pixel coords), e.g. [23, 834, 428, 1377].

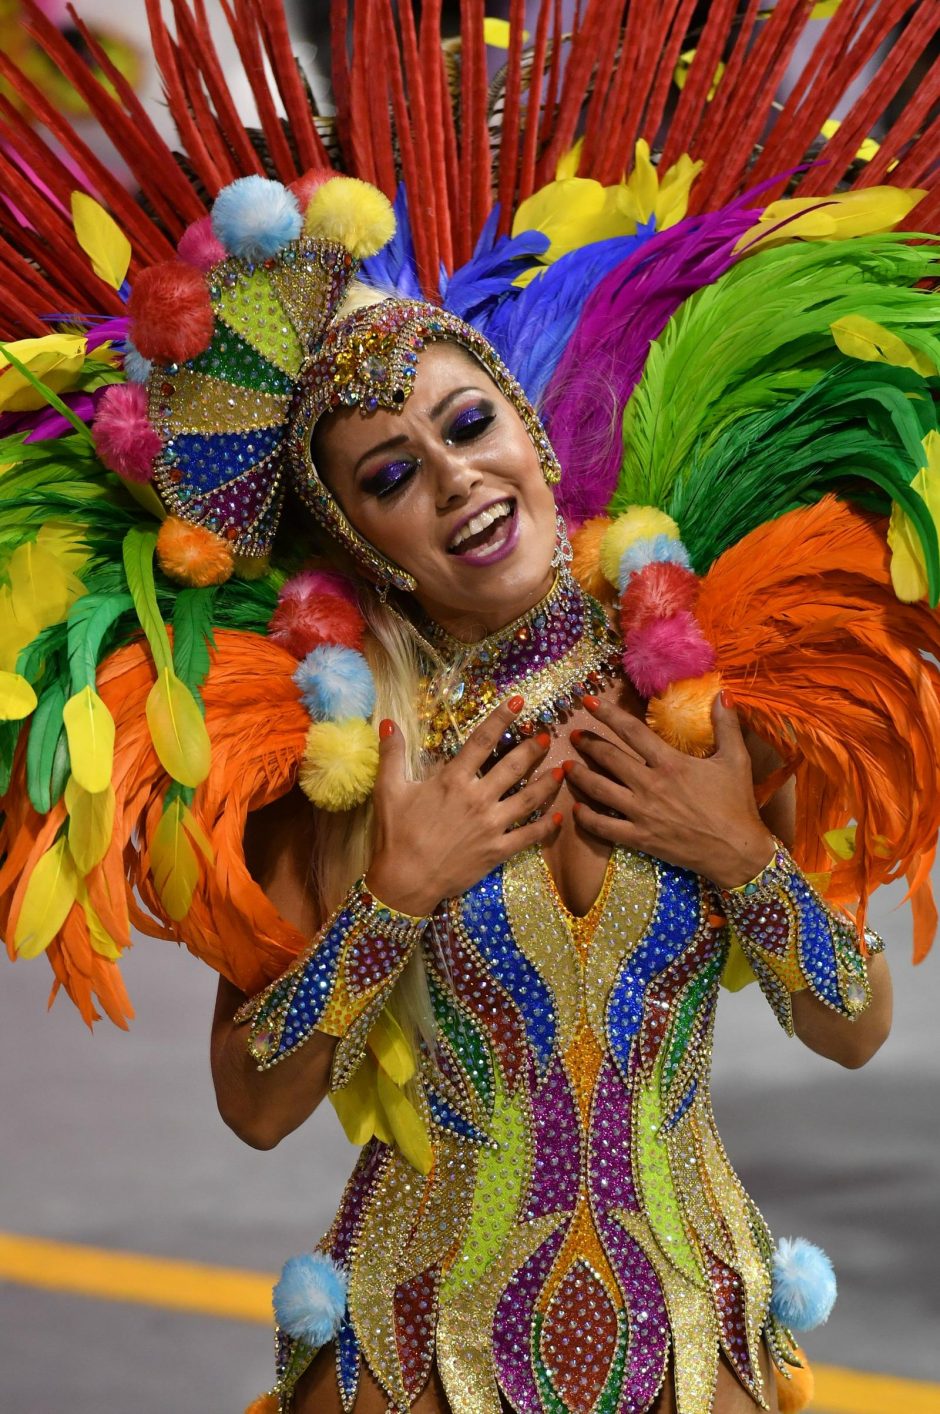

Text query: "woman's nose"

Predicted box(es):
[430, 446, 483, 508]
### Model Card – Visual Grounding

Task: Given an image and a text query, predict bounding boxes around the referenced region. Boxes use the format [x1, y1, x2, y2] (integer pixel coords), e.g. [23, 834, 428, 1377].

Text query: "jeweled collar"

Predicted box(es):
[420, 569, 619, 756]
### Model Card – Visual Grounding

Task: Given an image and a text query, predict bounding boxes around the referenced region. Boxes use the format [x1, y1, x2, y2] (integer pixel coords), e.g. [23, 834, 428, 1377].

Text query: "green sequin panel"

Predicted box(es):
[430, 974, 495, 1116]
[188, 322, 295, 395]
[213, 268, 303, 376]
[662, 951, 724, 1092]
[635, 1058, 704, 1285]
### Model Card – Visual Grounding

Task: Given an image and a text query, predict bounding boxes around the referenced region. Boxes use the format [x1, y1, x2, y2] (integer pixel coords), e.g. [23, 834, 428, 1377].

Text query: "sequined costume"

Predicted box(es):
[244, 774, 880, 1412]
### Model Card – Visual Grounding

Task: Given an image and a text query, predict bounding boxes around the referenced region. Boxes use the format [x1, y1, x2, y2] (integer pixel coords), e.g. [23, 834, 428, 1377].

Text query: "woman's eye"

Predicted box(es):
[446, 406, 495, 442]
[361, 459, 416, 498]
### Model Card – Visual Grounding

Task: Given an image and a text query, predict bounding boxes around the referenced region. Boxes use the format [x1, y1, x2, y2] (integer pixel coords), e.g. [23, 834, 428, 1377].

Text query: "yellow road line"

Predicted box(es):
[2, 1231, 939, 1412]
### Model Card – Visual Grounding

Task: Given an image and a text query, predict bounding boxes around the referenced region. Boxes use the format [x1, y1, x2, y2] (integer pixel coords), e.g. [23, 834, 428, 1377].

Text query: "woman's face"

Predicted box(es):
[312, 342, 558, 637]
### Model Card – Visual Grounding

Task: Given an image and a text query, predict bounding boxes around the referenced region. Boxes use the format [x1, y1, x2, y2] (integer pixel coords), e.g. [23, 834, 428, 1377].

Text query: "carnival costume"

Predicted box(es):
[1, 2, 939, 1412]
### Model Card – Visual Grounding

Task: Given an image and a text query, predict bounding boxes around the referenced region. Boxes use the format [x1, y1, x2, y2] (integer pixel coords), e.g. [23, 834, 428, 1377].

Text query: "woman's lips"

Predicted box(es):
[448, 499, 519, 566]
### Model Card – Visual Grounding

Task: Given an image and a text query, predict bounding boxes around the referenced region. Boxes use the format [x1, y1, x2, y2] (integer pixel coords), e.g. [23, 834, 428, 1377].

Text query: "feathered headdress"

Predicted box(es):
[1, 0, 939, 1049]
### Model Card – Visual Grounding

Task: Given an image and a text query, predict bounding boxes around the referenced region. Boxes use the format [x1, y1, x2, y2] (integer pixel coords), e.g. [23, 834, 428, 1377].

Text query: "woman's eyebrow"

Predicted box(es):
[352, 386, 484, 474]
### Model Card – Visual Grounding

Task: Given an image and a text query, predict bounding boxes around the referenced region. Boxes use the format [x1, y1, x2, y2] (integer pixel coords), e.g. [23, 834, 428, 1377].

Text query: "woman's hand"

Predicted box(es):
[566, 691, 775, 889]
[366, 696, 564, 916]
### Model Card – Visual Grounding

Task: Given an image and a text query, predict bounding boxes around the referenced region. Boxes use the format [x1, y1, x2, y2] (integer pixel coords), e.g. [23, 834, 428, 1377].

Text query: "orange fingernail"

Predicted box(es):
[379, 719, 395, 739]
[551, 765, 565, 782]
[720, 689, 734, 708]
[562, 759, 574, 775]
[508, 694, 525, 713]
[572, 801, 582, 815]
[552, 811, 564, 828]
[537, 731, 551, 749]
[570, 729, 583, 745]
[582, 694, 600, 711]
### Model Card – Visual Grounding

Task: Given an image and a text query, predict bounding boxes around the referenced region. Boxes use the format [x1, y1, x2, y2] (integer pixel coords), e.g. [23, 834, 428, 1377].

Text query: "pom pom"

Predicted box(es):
[623, 611, 715, 698]
[299, 718, 379, 811]
[128, 263, 215, 364]
[617, 534, 691, 593]
[122, 338, 152, 384]
[157, 516, 234, 586]
[775, 1350, 815, 1414]
[599, 506, 680, 586]
[620, 560, 699, 635]
[243, 1397, 279, 1414]
[771, 1237, 837, 1332]
[92, 382, 162, 482]
[272, 1252, 347, 1348]
[211, 176, 302, 261]
[233, 554, 271, 582]
[570, 516, 615, 602]
[269, 571, 365, 656]
[178, 215, 227, 272]
[646, 671, 721, 756]
[294, 644, 376, 721]
[303, 176, 396, 259]
[289, 168, 337, 213]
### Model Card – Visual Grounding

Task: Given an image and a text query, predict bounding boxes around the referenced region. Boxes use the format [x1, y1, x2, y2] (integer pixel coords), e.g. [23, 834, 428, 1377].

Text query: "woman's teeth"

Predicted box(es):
[449, 499, 514, 554]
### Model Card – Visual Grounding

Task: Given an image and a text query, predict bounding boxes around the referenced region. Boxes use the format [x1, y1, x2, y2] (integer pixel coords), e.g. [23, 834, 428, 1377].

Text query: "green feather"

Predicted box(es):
[171, 587, 217, 712]
[66, 592, 134, 694]
[26, 679, 69, 813]
[121, 528, 171, 674]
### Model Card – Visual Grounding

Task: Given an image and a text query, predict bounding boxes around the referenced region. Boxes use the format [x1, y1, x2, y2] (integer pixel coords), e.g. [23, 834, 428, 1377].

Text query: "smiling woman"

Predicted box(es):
[0, 3, 938, 1414]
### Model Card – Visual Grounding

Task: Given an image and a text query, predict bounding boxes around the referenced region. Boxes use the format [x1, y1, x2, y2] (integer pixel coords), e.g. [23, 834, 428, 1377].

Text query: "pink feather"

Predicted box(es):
[92, 382, 162, 482]
[624, 611, 716, 698]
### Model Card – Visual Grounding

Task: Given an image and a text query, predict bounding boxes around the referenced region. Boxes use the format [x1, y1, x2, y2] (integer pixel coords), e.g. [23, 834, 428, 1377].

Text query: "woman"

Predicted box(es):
[209, 319, 891, 1414]
[0, 4, 935, 1414]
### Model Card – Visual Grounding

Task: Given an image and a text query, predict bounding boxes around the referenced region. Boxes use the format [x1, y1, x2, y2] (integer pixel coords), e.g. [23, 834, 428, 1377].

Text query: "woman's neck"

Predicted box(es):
[419, 568, 620, 755]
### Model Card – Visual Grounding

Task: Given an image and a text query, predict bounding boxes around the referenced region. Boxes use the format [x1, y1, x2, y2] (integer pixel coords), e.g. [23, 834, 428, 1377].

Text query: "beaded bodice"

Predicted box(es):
[303, 847, 796, 1414]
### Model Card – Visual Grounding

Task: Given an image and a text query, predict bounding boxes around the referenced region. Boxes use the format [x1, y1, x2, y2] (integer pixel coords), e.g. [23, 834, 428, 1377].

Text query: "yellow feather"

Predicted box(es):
[62, 686, 116, 794]
[145, 666, 211, 787]
[0, 333, 87, 413]
[71, 192, 133, 291]
[737, 187, 926, 252]
[36, 521, 91, 575]
[367, 1007, 416, 1086]
[830, 314, 937, 377]
[888, 431, 940, 602]
[13, 836, 81, 959]
[483, 17, 529, 47]
[0, 540, 85, 671]
[77, 880, 122, 960]
[150, 797, 200, 921]
[376, 1068, 433, 1175]
[0, 670, 37, 720]
[720, 931, 757, 992]
[331, 1056, 387, 1146]
[65, 776, 115, 876]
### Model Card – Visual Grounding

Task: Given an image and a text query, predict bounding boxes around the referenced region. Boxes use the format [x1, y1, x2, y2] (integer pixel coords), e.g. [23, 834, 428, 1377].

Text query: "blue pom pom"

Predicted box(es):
[123, 339, 152, 384]
[617, 533, 690, 592]
[771, 1236, 837, 1331]
[273, 1252, 347, 1347]
[293, 644, 376, 722]
[211, 177, 302, 261]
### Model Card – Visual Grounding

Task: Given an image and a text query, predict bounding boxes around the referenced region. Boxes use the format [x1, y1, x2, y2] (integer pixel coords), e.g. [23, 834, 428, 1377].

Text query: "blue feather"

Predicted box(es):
[441, 205, 548, 326]
[360, 185, 425, 299]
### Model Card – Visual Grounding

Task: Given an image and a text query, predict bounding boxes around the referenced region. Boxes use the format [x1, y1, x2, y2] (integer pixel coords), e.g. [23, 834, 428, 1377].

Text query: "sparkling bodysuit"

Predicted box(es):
[261, 844, 827, 1413]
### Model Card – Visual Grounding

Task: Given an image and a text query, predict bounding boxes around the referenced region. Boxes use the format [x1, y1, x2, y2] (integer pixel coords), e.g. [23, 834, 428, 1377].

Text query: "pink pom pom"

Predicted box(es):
[289, 168, 336, 214]
[92, 382, 162, 482]
[620, 561, 699, 636]
[623, 611, 716, 699]
[178, 216, 227, 272]
[128, 262, 215, 364]
[269, 571, 365, 657]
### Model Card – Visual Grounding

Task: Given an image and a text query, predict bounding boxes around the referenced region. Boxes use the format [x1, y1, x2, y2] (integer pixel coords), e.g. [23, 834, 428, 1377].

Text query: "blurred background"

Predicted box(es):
[1, 3, 938, 1412]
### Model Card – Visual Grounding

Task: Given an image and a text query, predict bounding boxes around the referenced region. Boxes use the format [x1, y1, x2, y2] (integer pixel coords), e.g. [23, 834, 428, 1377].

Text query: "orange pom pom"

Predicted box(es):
[570, 516, 614, 602]
[156, 516, 234, 586]
[775, 1349, 815, 1413]
[646, 670, 721, 756]
[243, 1396, 279, 1414]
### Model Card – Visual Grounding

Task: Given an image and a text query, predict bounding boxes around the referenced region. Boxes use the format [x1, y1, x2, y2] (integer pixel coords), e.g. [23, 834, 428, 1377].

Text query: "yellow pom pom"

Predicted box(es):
[645, 670, 721, 756]
[775, 1349, 815, 1414]
[570, 516, 615, 602]
[303, 177, 396, 259]
[599, 506, 680, 587]
[299, 717, 379, 811]
[233, 553, 271, 582]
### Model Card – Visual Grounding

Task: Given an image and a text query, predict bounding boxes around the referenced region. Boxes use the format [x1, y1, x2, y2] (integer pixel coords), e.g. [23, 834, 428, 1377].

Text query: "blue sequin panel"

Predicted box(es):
[427, 1088, 491, 1145]
[663, 1077, 698, 1132]
[789, 871, 845, 1010]
[166, 424, 286, 493]
[460, 869, 557, 1070]
[336, 1314, 361, 1406]
[606, 864, 702, 1080]
[278, 915, 349, 1053]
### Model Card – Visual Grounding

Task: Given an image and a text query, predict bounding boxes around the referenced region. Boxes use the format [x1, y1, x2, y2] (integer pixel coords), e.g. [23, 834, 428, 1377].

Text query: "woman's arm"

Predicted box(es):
[210, 788, 337, 1150]
[749, 735, 893, 1070]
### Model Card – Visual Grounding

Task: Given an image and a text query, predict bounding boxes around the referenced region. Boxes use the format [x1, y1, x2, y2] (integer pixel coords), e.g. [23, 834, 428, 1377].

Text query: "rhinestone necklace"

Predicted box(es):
[419, 569, 620, 758]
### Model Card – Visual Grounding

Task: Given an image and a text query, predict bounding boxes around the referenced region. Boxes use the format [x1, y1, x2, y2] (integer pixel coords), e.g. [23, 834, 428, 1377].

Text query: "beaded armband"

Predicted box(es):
[719, 841, 883, 1035]
[235, 880, 430, 1087]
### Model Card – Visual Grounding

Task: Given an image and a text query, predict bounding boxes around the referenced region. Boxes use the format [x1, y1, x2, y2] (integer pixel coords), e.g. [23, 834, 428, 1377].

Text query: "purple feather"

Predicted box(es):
[543, 207, 757, 525]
